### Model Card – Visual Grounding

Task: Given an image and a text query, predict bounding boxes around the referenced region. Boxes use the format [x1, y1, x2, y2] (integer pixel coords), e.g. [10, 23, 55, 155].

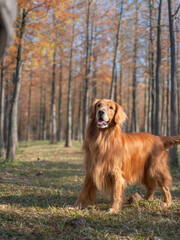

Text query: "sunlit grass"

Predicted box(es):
[0, 141, 179, 239]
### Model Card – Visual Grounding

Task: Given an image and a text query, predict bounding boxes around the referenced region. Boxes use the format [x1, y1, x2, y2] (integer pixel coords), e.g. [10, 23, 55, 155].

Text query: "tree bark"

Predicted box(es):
[155, 0, 162, 136]
[42, 87, 46, 140]
[119, 58, 123, 105]
[26, 71, 32, 141]
[39, 82, 44, 140]
[167, 0, 178, 166]
[131, 0, 139, 132]
[77, 86, 83, 141]
[58, 60, 63, 141]
[92, 54, 97, 101]
[4, 79, 9, 147]
[161, 76, 165, 135]
[83, 0, 93, 140]
[166, 50, 170, 136]
[0, 58, 5, 156]
[65, 8, 75, 147]
[6, 9, 27, 161]
[109, 0, 124, 100]
[148, 0, 155, 134]
[175, 20, 180, 133]
[51, 50, 57, 144]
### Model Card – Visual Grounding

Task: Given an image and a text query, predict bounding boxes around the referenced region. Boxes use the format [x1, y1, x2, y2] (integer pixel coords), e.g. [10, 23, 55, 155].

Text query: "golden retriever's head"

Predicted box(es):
[89, 99, 127, 129]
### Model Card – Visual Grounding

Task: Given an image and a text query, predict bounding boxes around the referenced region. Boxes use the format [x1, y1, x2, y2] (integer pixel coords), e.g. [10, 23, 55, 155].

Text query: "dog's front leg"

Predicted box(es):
[74, 174, 96, 208]
[109, 175, 125, 213]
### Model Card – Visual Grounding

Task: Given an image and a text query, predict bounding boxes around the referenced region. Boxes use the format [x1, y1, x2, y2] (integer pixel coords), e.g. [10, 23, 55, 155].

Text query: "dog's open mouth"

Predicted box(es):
[97, 118, 109, 128]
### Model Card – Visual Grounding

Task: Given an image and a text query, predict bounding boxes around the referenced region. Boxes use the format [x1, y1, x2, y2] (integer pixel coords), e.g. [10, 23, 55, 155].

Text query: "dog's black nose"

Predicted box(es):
[98, 110, 105, 117]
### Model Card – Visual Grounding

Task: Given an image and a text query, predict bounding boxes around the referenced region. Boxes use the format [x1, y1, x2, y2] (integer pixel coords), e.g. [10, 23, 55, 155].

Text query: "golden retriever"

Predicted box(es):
[75, 99, 180, 213]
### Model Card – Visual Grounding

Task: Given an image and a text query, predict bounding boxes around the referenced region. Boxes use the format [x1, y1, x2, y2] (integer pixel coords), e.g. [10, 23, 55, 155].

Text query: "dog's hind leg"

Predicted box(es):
[157, 170, 172, 207]
[143, 175, 157, 201]
[155, 153, 172, 207]
[74, 174, 97, 208]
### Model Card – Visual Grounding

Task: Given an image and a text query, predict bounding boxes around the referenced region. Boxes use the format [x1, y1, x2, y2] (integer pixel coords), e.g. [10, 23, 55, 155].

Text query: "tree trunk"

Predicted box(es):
[154, 0, 162, 136]
[148, 0, 155, 134]
[109, 0, 124, 100]
[6, 9, 27, 161]
[51, 50, 57, 144]
[92, 54, 97, 101]
[65, 9, 75, 147]
[119, 58, 123, 105]
[77, 85, 83, 142]
[166, 51, 170, 136]
[42, 87, 46, 140]
[4, 79, 9, 147]
[0, 58, 5, 156]
[72, 77, 77, 140]
[114, 68, 117, 102]
[83, 0, 93, 140]
[175, 20, 180, 133]
[161, 76, 165, 135]
[39, 82, 44, 140]
[143, 78, 148, 132]
[26, 71, 32, 141]
[58, 60, 63, 141]
[131, 0, 139, 132]
[167, 0, 178, 166]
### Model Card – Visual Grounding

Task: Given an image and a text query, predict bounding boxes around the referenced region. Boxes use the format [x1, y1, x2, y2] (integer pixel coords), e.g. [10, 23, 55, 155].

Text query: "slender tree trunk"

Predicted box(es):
[4, 79, 9, 147]
[77, 85, 83, 142]
[42, 87, 46, 140]
[119, 58, 123, 105]
[175, 20, 180, 133]
[148, 0, 155, 134]
[161, 76, 165, 135]
[6, 9, 27, 161]
[126, 69, 131, 132]
[39, 81, 43, 140]
[51, 50, 57, 144]
[114, 68, 118, 102]
[166, 50, 170, 136]
[65, 10, 75, 147]
[131, 0, 139, 132]
[72, 76, 76, 139]
[110, 0, 124, 100]
[58, 60, 63, 141]
[83, 0, 93, 140]
[143, 78, 148, 132]
[26, 72, 32, 141]
[155, 0, 162, 136]
[92, 54, 97, 101]
[0, 59, 5, 156]
[167, 0, 178, 166]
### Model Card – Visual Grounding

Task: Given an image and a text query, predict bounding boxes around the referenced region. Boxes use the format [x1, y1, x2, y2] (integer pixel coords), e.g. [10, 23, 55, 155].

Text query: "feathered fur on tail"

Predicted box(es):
[160, 135, 180, 149]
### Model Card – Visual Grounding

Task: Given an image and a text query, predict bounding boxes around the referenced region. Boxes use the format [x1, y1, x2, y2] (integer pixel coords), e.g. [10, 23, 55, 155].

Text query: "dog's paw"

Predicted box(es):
[107, 208, 119, 214]
[66, 205, 80, 210]
[161, 202, 171, 208]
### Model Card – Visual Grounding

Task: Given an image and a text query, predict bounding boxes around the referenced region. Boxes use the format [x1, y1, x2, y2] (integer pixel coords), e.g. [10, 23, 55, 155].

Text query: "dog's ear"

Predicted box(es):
[114, 103, 127, 126]
[88, 99, 100, 119]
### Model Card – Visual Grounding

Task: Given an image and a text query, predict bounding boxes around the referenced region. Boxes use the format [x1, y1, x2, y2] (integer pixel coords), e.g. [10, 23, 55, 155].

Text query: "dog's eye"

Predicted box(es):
[97, 103, 101, 108]
[109, 106, 113, 110]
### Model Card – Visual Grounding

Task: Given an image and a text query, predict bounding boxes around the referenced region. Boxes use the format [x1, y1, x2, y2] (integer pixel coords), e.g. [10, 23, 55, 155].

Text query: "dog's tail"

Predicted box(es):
[160, 135, 180, 149]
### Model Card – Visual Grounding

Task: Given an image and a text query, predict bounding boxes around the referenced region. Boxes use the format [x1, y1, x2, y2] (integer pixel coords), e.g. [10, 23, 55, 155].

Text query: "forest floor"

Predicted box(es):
[0, 141, 179, 240]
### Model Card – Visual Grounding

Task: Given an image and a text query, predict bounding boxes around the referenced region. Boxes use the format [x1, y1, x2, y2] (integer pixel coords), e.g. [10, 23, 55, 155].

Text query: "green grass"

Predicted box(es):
[0, 141, 179, 240]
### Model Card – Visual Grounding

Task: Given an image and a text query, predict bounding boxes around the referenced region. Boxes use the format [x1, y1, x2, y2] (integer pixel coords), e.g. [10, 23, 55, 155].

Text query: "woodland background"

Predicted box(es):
[0, 0, 180, 164]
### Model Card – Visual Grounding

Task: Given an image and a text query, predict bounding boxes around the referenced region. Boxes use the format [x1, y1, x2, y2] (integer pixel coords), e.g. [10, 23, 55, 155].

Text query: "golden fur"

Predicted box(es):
[75, 99, 180, 213]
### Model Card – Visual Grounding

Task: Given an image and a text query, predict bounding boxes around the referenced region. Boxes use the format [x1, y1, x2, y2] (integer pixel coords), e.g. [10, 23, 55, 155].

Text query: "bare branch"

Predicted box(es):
[172, 4, 180, 18]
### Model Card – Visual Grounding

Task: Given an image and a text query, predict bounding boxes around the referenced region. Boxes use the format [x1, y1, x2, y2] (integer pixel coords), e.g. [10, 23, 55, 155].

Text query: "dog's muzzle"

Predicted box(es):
[97, 110, 109, 128]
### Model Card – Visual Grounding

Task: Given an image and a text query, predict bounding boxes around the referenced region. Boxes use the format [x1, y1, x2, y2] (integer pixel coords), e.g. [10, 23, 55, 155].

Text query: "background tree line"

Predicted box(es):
[0, 0, 179, 165]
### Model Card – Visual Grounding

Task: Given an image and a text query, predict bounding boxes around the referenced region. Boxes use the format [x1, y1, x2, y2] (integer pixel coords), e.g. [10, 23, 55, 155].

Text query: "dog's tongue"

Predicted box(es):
[98, 120, 105, 125]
